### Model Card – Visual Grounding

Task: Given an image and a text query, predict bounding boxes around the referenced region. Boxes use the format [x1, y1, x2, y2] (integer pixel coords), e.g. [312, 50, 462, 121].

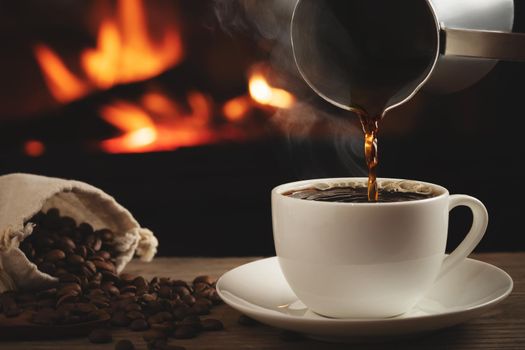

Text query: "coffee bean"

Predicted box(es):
[111, 311, 131, 327]
[173, 325, 198, 339]
[120, 285, 137, 294]
[119, 273, 135, 284]
[37, 298, 56, 309]
[148, 311, 172, 325]
[180, 315, 202, 330]
[39, 261, 56, 275]
[115, 339, 135, 350]
[103, 283, 121, 297]
[133, 276, 148, 289]
[91, 297, 110, 309]
[56, 291, 79, 307]
[173, 286, 190, 297]
[59, 273, 81, 284]
[121, 302, 140, 311]
[142, 293, 157, 302]
[172, 306, 189, 320]
[67, 254, 85, 265]
[202, 319, 224, 331]
[195, 298, 213, 308]
[58, 236, 76, 252]
[73, 303, 97, 314]
[151, 321, 175, 335]
[96, 250, 112, 260]
[92, 237, 102, 251]
[130, 318, 149, 331]
[54, 267, 68, 276]
[194, 288, 213, 299]
[171, 280, 188, 287]
[209, 290, 222, 304]
[102, 271, 120, 283]
[181, 295, 195, 306]
[45, 249, 66, 262]
[193, 275, 214, 286]
[58, 282, 82, 296]
[88, 329, 113, 344]
[158, 286, 172, 299]
[193, 283, 209, 294]
[75, 245, 88, 258]
[97, 229, 114, 243]
[79, 223, 94, 236]
[83, 260, 97, 274]
[36, 288, 57, 299]
[60, 216, 76, 228]
[32, 308, 60, 325]
[93, 260, 115, 273]
[126, 310, 145, 320]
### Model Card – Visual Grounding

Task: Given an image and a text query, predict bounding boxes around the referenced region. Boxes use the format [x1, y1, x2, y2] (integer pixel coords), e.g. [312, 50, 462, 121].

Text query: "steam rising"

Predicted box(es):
[213, 0, 365, 176]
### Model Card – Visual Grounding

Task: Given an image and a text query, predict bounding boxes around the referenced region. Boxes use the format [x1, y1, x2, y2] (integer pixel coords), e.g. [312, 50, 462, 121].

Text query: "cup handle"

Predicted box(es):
[438, 194, 489, 279]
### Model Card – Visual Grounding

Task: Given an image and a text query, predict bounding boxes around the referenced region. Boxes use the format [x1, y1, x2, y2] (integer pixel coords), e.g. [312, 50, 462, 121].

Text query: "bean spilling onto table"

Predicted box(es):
[0, 208, 224, 349]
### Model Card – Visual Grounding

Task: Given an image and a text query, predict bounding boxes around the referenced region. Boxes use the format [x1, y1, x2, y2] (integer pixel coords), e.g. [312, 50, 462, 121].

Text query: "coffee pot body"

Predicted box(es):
[291, 0, 524, 114]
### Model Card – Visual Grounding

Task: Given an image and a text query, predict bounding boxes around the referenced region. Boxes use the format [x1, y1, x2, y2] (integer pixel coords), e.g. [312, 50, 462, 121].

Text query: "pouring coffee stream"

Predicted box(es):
[292, 0, 525, 201]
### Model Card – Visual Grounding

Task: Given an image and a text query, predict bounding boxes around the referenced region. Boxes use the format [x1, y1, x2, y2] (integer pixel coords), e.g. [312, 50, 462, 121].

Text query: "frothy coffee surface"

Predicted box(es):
[284, 181, 437, 203]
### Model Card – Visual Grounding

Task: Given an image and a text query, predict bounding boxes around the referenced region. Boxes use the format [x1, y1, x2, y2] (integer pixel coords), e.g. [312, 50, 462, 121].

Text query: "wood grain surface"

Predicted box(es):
[1, 253, 523, 350]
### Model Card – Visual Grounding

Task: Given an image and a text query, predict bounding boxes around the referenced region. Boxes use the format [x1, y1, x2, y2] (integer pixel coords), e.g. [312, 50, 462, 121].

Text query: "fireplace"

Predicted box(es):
[1, 0, 525, 255]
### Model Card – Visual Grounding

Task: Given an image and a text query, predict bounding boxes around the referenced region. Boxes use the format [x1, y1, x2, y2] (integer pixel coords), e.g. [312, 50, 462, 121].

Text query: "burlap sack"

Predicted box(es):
[0, 173, 158, 293]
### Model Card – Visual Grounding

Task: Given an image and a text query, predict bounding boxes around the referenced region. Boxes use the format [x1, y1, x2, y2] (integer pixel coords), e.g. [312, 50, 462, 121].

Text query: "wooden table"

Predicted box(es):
[1, 253, 523, 349]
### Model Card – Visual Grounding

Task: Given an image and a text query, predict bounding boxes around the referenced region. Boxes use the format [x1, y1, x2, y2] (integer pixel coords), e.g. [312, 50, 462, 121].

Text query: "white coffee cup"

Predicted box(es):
[271, 178, 488, 318]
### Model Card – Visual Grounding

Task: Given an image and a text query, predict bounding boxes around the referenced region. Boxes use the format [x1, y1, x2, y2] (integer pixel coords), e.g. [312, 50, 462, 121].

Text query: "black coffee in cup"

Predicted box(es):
[284, 183, 436, 203]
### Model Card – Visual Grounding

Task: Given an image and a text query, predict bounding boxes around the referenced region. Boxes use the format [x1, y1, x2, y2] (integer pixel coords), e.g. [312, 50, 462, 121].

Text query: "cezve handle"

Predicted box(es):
[443, 28, 525, 62]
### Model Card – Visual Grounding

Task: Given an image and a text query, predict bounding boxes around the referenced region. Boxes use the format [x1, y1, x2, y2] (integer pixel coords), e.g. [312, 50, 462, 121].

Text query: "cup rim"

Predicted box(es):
[272, 177, 449, 206]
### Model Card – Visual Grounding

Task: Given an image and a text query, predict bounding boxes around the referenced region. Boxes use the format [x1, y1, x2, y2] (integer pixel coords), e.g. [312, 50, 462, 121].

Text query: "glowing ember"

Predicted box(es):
[24, 140, 46, 157]
[34, 0, 183, 103]
[249, 73, 295, 109]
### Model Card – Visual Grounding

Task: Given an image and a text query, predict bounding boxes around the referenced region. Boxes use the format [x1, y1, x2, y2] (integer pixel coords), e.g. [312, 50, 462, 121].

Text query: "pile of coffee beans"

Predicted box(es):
[0, 208, 224, 349]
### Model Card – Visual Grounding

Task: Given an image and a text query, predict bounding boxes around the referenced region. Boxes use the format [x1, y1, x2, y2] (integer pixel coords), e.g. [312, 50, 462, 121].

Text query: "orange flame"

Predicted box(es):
[249, 73, 295, 109]
[34, 45, 90, 103]
[100, 91, 217, 154]
[34, 0, 183, 103]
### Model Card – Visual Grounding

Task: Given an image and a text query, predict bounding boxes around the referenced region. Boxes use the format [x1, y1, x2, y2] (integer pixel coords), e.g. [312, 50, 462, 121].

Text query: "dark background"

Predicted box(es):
[0, 1, 524, 256]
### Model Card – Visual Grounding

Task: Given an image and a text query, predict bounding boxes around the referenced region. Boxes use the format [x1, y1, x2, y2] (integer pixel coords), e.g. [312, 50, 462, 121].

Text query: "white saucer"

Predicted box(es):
[217, 257, 513, 342]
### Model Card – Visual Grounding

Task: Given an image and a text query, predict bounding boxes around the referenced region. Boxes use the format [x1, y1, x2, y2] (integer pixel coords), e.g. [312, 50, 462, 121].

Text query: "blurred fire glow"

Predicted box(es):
[32, 0, 296, 154]
[24, 140, 46, 157]
[222, 96, 251, 122]
[249, 73, 295, 109]
[34, 45, 90, 103]
[34, 0, 182, 103]
[99, 91, 221, 154]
